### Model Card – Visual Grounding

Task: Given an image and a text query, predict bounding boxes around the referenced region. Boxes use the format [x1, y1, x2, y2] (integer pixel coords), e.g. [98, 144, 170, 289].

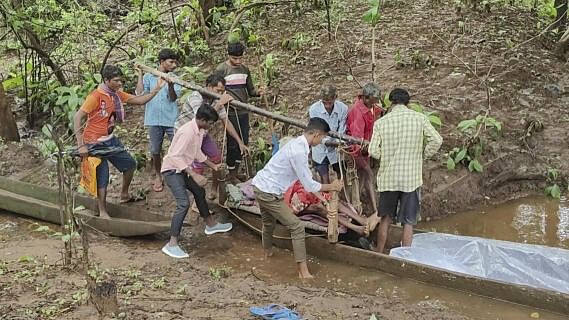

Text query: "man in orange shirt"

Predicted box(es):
[73, 64, 165, 218]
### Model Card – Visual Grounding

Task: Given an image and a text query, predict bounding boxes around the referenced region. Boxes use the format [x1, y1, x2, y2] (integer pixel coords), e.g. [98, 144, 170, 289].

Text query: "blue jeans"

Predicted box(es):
[87, 136, 136, 189]
[163, 170, 211, 237]
[148, 126, 174, 155]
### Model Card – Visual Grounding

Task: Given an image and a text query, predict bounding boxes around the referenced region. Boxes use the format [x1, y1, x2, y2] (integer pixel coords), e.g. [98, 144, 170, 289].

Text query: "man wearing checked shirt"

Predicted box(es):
[369, 88, 442, 253]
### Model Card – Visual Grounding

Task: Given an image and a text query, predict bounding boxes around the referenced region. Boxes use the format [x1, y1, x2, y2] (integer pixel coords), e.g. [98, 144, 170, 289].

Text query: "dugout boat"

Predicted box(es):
[219, 202, 569, 316]
[0, 176, 170, 237]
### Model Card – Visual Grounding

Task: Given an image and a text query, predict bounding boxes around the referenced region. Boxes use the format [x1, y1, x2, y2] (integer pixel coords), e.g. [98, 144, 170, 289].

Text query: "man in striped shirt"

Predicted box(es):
[369, 88, 442, 253]
[215, 42, 262, 183]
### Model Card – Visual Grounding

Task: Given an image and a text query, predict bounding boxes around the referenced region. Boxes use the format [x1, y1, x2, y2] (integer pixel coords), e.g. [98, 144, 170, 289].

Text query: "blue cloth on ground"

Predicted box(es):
[250, 304, 302, 320]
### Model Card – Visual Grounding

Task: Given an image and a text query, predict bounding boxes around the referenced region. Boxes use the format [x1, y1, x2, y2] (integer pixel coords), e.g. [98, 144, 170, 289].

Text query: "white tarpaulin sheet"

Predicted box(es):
[389, 232, 569, 294]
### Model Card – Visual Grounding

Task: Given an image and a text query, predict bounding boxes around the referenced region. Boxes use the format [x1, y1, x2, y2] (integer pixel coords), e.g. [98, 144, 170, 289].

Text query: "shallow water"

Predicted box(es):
[420, 196, 569, 249]
[202, 223, 567, 320]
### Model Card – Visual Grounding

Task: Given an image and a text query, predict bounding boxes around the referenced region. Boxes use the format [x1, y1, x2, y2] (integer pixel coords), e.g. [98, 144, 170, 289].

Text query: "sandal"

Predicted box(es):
[250, 304, 302, 320]
[119, 195, 145, 204]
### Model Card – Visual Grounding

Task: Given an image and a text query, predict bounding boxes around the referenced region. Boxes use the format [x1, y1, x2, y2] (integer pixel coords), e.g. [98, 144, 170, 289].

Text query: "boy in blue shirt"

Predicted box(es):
[136, 48, 182, 192]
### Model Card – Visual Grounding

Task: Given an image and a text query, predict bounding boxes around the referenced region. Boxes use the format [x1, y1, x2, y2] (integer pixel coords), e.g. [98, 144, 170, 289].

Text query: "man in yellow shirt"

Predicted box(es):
[368, 88, 442, 253]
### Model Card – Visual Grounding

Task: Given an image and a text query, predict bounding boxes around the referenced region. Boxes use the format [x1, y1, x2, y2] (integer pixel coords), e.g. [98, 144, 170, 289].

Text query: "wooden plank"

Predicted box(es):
[134, 63, 368, 146]
[230, 206, 569, 316]
[326, 191, 339, 243]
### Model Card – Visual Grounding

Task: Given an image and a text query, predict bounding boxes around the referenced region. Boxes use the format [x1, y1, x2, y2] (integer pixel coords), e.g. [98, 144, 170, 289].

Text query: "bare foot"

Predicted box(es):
[153, 178, 164, 192]
[98, 211, 111, 219]
[264, 249, 274, 259]
[298, 271, 314, 279]
[367, 213, 381, 233]
[297, 261, 313, 279]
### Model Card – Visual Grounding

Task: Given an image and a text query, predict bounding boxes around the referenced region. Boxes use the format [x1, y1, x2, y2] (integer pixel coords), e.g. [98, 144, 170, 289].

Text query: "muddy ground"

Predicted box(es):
[1, 0, 569, 318]
[0, 212, 474, 320]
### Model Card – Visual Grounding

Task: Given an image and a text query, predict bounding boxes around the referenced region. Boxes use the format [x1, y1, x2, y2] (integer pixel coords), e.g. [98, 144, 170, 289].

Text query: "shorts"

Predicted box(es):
[378, 188, 421, 225]
[313, 157, 340, 178]
[148, 126, 174, 155]
[191, 133, 222, 174]
[88, 136, 136, 189]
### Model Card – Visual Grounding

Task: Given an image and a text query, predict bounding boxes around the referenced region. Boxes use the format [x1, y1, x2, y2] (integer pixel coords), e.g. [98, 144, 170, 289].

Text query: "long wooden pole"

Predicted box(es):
[134, 63, 368, 146]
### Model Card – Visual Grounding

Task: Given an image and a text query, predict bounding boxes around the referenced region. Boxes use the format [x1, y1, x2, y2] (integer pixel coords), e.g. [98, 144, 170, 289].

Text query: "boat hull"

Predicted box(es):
[224, 204, 569, 316]
[0, 176, 170, 237]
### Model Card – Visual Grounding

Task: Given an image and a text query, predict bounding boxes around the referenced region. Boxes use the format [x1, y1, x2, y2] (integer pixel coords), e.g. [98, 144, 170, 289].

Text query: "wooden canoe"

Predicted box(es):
[220, 204, 569, 316]
[0, 176, 170, 237]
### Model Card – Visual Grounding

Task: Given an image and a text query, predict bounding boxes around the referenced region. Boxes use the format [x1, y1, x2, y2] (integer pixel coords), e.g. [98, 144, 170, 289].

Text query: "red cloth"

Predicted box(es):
[346, 97, 383, 155]
[284, 180, 331, 214]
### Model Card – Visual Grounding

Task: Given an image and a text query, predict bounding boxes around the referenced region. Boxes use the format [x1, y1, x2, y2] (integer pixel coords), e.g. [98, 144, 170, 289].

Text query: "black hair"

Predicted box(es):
[101, 65, 123, 81]
[158, 48, 180, 62]
[305, 117, 331, 134]
[205, 72, 226, 87]
[195, 104, 219, 122]
[389, 88, 410, 105]
[227, 42, 245, 56]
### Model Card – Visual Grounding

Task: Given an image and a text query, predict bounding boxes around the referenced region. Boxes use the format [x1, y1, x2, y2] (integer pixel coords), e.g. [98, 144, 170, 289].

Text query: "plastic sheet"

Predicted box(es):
[390, 232, 569, 294]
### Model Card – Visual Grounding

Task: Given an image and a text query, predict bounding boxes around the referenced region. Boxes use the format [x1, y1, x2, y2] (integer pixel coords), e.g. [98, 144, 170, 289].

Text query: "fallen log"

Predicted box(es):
[134, 63, 368, 146]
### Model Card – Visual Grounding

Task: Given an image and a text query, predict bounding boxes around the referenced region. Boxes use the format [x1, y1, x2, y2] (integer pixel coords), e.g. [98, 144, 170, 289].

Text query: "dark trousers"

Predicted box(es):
[226, 111, 249, 169]
[163, 170, 211, 237]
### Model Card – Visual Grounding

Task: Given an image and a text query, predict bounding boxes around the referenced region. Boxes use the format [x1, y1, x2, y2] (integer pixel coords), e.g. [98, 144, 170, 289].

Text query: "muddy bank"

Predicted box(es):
[0, 211, 472, 320]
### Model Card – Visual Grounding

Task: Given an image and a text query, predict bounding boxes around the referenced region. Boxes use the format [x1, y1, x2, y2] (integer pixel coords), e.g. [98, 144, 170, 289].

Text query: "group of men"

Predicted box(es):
[74, 42, 443, 278]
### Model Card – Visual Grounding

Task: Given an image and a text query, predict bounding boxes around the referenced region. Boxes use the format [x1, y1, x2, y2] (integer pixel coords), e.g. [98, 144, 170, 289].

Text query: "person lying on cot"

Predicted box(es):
[283, 180, 381, 236]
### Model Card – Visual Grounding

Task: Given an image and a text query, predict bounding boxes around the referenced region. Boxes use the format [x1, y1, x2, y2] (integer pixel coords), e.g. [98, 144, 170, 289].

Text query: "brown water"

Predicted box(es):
[420, 196, 569, 249]
[202, 224, 567, 320]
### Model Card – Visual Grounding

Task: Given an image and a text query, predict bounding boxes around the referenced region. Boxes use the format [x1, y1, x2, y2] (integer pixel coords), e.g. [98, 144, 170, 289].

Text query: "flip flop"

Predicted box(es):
[250, 304, 302, 320]
[119, 195, 145, 204]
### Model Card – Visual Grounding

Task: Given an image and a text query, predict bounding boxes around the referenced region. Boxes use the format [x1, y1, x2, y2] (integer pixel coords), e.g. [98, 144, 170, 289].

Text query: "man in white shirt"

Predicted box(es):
[308, 84, 348, 184]
[252, 118, 343, 279]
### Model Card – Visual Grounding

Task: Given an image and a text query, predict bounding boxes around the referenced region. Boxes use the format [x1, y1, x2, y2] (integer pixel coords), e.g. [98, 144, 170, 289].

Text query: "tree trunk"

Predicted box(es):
[88, 278, 119, 316]
[554, 28, 569, 60]
[0, 83, 20, 142]
[554, 0, 568, 33]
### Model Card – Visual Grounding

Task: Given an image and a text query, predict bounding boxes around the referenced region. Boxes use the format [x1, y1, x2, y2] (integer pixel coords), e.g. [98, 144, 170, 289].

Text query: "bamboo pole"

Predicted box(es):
[326, 190, 339, 243]
[134, 63, 368, 146]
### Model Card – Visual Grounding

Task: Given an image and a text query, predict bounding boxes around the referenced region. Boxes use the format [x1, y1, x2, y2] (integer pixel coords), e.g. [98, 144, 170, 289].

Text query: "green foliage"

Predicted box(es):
[409, 102, 442, 128]
[151, 276, 166, 289]
[281, 32, 313, 51]
[251, 137, 272, 171]
[209, 265, 232, 281]
[362, 0, 382, 26]
[544, 168, 562, 199]
[262, 53, 279, 85]
[447, 114, 502, 173]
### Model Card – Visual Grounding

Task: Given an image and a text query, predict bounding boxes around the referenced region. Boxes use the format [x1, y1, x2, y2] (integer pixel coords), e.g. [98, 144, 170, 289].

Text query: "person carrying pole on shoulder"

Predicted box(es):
[135, 48, 182, 193]
[346, 82, 384, 216]
[308, 84, 348, 184]
[251, 118, 343, 279]
[215, 42, 263, 184]
[74, 64, 166, 219]
[176, 72, 248, 201]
